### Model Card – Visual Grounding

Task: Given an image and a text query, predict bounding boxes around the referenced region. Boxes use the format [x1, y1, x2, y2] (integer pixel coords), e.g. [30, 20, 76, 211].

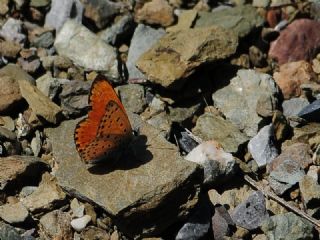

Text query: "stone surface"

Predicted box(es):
[71, 215, 92, 232]
[282, 98, 309, 118]
[269, 160, 305, 195]
[137, 26, 237, 89]
[0, 156, 48, 191]
[45, 0, 83, 31]
[269, 19, 320, 65]
[299, 175, 320, 209]
[212, 205, 234, 240]
[273, 61, 317, 99]
[18, 78, 62, 124]
[135, 0, 175, 27]
[268, 143, 312, 172]
[297, 99, 320, 122]
[80, 227, 110, 240]
[185, 141, 237, 185]
[0, 41, 21, 58]
[117, 84, 147, 114]
[212, 69, 280, 137]
[193, 113, 248, 154]
[35, 73, 62, 100]
[195, 5, 264, 38]
[261, 212, 314, 240]
[127, 24, 165, 80]
[21, 172, 66, 213]
[248, 124, 279, 168]
[99, 14, 135, 45]
[45, 115, 202, 237]
[54, 20, 119, 81]
[167, 10, 197, 32]
[0, 221, 23, 240]
[39, 210, 73, 240]
[0, 18, 26, 45]
[0, 202, 29, 224]
[231, 191, 268, 230]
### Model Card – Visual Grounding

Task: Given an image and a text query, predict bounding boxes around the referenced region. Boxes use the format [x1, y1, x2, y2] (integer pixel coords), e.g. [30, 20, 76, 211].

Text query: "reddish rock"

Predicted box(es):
[135, 0, 175, 27]
[269, 19, 320, 65]
[273, 60, 317, 99]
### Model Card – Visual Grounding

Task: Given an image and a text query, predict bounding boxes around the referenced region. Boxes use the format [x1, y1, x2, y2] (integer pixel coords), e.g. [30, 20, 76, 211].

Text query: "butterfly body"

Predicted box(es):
[74, 76, 132, 164]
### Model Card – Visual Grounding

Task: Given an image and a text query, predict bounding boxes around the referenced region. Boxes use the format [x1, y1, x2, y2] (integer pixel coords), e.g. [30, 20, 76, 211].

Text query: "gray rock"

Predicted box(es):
[185, 141, 237, 185]
[0, 18, 26, 45]
[212, 69, 280, 137]
[0, 202, 29, 224]
[175, 202, 211, 240]
[71, 215, 92, 232]
[212, 205, 234, 240]
[137, 26, 238, 89]
[127, 24, 165, 80]
[192, 113, 249, 153]
[39, 210, 73, 240]
[17, 57, 41, 74]
[45, 0, 83, 31]
[231, 191, 268, 230]
[261, 212, 314, 240]
[59, 79, 91, 117]
[36, 74, 62, 100]
[0, 126, 16, 141]
[31, 130, 41, 157]
[252, 0, 270, 7]
[248, 124, 279, 168]
[70, 198, 85, 218]
[0, 221, 23, 240]
[117, 84, 147, 114]
[195, 5, 265, 38]
[32, 31, 54, 49]
[168, 103, 202, 124]
[21, 172, 66, 213]
[19, 186, 38, 198]
[0, 156, 49, 191]
[99, 14, 136, 45]
[54, 20, 119, 81]
[269, 160, 305, 195]
[297, 99, 320, 122]
[299, 175, 320, 210]
[45, 114, 202, 237]
[282, 98, 309, 118]
[146, 112, 172, 138]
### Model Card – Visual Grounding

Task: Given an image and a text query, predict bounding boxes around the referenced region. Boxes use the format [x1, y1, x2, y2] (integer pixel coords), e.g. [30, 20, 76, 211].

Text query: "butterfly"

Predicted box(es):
[74, 75, 133, 164]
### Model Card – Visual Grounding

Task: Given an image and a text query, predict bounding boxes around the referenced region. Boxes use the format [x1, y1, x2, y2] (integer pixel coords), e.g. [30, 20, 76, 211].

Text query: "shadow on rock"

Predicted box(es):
[87, 134, 153, 175]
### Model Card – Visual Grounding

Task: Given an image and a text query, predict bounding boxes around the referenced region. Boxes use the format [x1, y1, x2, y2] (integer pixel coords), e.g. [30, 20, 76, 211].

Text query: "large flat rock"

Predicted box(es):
[45, 115, 202, 237]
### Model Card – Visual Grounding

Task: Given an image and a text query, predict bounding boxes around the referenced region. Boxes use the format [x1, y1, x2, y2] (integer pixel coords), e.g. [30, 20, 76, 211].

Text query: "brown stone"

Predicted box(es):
[0, 41, 21, 58]
[273, 61, 318, 99]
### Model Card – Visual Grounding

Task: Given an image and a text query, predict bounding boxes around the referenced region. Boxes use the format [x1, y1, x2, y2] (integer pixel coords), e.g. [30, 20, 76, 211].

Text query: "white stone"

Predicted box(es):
[71, 215, 91, 231]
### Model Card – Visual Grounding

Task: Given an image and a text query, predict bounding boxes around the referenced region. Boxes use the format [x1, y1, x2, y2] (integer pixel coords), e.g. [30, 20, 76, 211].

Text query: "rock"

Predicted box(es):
[135, 0, 175, 27]
[17, 57, 41, 74]
[0, 126, 17, 141]
[261, 212, 314, 240]
[71, 215, 92, 232]
[0, 0, 9, 15]
[192, 113, 248, 154]
[21, 172, 66, 213]
[282, 98, 309, 118]
[30, 0, 50, 7]
[212, 205, 235, 240]
[80, 227, 110, 240]
[0, 41, 21, 58]
[31, 30, 54, 49]
[127, 24, 165, 80]
[117, 84, 147, 114]
[35, 73, 62, 100]
[297, 99, 320, 122]
[0, 221, 23, 240]
[0, 202, 29, 224]
[299, 175, 320, 210]
[269, 159, 305, 195]
[39, 210, 73, 240]
[0, 18, 26, 45]
[137, 26, 238, 89]
[45, 115, 202, 237]
[167, 10, 198, 32]
[168, 103, 201, 123]
[268, 143, 312, 172]
[212, 69, 280, 137]
[45, 0, 83, 31]
[146, 112, 172, 137]
[231, 191, 268, 230]
[307, 165, 320, 182]
[273, 61, 317, 99]
[194, 5, 264, 38]
[30, 130, 41, 157]
[252, 0, 270, 7]
[185, 141, 237, 185]
[0, 116, 15, 131]
[248, 124, 279, 168]
[175, 202, 211, 240]
[70, 198, 85, 218]
[0, 156, 48, 191]
[54, 20, 119, 81]
[81, 0, 124, 29]
[58, 79, 91, 117]
[269, 19, 320, 65]
[20, 186, 38, 198]
[177, 131, 199, 154]
[99, 14, 136, 45]
[18, 79, 62, 124]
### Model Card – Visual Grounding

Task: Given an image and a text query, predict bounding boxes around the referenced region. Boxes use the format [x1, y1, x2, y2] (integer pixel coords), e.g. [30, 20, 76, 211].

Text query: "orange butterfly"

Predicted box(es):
[74, 75, 132, 164]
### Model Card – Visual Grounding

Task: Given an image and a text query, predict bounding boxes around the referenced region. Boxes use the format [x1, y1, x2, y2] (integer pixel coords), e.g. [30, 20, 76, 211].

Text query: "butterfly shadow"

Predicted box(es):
[87, 134, 153, 175]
